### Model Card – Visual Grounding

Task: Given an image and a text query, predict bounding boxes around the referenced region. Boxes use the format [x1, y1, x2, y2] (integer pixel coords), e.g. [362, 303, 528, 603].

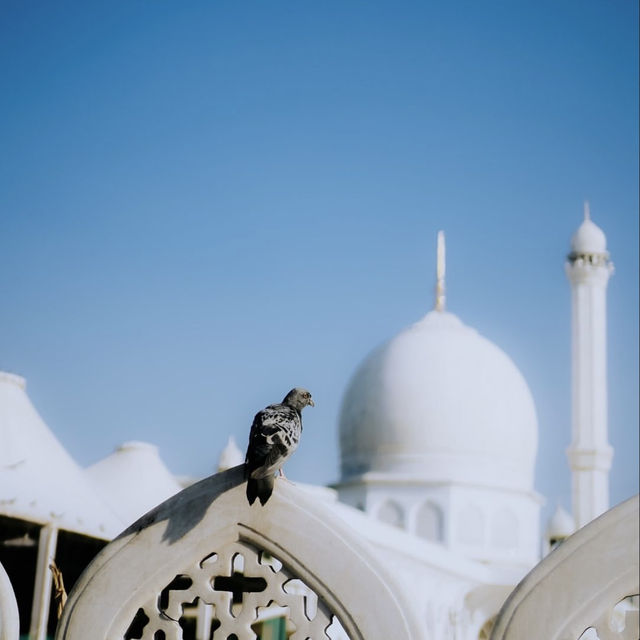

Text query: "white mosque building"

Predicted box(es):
[332, 204, 616, 564]
[0, 207, 636, 640]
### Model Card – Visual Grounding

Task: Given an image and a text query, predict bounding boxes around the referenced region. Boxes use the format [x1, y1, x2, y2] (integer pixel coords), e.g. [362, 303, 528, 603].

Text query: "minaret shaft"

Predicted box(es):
[567, 273, 613, 527]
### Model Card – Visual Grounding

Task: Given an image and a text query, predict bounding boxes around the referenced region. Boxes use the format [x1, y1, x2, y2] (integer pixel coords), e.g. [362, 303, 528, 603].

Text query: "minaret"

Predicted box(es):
[565, 202, 614, 529]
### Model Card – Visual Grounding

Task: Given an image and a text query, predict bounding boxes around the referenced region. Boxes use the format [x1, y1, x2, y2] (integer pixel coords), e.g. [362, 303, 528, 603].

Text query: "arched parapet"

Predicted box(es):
[56, 465, 421, 639]
[0, 561, 19, 640]
[491, 494, 639, 640]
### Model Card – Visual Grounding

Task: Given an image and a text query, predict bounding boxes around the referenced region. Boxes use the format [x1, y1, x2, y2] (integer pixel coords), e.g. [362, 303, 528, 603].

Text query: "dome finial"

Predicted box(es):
[584, 200, 590, 221]
[435, 230, 446, 312]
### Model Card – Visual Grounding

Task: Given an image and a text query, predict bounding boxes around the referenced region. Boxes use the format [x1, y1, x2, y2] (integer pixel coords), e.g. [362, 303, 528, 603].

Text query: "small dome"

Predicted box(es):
[546, 505, 575, 539]
[218, 435, 244, 471]
[339, 311, 538, 491]
[86, 441, 183, 526]
[571, 216, 607, 255]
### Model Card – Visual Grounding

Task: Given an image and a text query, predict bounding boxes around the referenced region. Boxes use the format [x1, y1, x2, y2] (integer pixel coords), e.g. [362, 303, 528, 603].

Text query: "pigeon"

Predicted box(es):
[244, 388, 314, 506]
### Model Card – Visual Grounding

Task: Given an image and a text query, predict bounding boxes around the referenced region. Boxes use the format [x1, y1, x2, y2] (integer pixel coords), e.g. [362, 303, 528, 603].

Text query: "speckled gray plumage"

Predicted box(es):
[245, 388, 314, 506]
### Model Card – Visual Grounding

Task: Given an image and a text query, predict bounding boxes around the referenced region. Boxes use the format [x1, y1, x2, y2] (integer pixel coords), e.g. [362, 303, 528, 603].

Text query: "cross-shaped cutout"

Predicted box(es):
[213, 571, 267, 604]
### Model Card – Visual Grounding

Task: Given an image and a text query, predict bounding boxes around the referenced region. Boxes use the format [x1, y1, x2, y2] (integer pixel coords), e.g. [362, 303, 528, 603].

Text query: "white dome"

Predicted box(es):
[546, 505, 575, 539]
[339, 311, 538, 491]
[571, 218, 607, 255]
[218, 435, 244, 471]
[86, 441, 183, 526]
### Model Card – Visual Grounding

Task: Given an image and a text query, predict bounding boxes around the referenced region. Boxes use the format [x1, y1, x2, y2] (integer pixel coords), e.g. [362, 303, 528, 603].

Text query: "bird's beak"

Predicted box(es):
[309, 398, 315, 407]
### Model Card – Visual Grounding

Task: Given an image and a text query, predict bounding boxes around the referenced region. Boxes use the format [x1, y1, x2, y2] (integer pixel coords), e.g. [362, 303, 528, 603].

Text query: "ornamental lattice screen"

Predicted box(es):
[56, 466, 417, 640]
[123, 540, 349, 639]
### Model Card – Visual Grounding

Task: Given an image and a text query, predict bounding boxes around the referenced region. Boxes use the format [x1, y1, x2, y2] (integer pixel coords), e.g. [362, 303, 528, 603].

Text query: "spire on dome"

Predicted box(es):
[584, 200, 590, 221]
[434, 230, 446, 312]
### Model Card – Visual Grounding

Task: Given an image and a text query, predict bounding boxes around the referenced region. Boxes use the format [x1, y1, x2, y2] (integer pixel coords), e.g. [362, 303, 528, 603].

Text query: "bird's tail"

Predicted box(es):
[246, 474, 275, 506]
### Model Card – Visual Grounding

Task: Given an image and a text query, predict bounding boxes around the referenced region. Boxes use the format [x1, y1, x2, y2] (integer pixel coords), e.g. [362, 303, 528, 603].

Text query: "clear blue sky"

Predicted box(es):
[1, 1, 637, 518]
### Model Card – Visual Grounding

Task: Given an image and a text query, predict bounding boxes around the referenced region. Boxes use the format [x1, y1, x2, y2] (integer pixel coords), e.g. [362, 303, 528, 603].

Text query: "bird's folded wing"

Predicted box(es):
[246, 405, 297, 473]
